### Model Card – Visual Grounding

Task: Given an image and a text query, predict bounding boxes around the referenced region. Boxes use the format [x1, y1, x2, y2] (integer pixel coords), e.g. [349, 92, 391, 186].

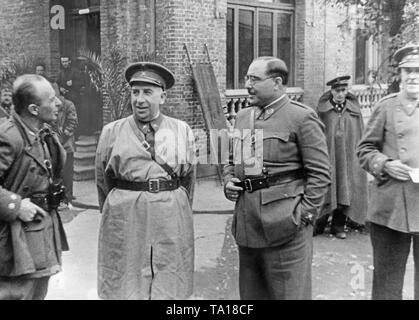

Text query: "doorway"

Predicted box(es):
[58, 0, 102, 136]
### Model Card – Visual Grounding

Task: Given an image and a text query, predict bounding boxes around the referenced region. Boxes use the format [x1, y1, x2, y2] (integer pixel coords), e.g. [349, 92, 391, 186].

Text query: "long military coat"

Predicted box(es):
[357, 93, 419, 233]
[223, 95, 331, 248]
[317, 92, 368, 224]
[95, 114, 196, 300]
[0, 114, 68, 277]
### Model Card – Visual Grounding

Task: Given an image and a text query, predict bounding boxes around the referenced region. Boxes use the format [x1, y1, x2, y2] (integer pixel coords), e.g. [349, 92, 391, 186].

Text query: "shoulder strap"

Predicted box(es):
[127, 116, 178, 180]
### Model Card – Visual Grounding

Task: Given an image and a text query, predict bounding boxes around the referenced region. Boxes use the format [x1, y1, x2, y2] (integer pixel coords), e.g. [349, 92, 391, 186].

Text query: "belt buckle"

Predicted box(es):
[148, 179, 160, 193]
[244, 179, 253, 192]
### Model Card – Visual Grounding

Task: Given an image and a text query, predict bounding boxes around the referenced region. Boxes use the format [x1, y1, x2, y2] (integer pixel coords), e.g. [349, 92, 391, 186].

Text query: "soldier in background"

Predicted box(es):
[314, 76, 368, 239]
[51, 89, 78, 204]
[0, 85, 14, 120]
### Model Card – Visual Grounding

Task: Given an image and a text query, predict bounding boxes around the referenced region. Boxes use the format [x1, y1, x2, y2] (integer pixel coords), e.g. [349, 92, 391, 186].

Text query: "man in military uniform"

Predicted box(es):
[357, 42, 419, 300]
[51, 89, 78, 204]
[0, 86, 14, 120]
[223, 56, 331, 300]
[314, 76, 368, 239]
[0, 74, 68, 300]
[95, 62, 196, 299]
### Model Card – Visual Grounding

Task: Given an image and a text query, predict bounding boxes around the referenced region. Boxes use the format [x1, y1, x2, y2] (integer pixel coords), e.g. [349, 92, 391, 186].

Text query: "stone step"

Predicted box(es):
[74, 165, 95, 181]
[74, 151, 96, 167]
[75, 136, 98, 153]
[76, 143, 97, 153]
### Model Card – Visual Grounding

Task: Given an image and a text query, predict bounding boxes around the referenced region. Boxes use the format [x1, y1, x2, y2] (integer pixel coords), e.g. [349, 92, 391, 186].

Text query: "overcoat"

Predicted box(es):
[223, 96, 331, 248]
[317, 92, 368, 224]
[357, 93, 419, 233]
[0, 113, 68, 277]
[95, 114, 196, 299]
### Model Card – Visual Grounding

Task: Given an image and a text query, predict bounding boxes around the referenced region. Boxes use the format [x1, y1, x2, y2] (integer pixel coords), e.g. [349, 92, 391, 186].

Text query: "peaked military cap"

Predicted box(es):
[326, 75, 351, 89]
[125, 62, 175, 90]
[393, 42, 419, 68]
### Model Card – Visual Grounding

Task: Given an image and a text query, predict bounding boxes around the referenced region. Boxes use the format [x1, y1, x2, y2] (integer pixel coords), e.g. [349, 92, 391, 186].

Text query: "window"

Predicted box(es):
[226, 1, 294, 89]
[354, 29, 380, 84]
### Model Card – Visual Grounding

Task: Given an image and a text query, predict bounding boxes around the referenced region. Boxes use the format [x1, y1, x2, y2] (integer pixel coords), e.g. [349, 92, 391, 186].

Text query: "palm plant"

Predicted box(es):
[0, 54, 42, 88]
[78, 47, 132, 122]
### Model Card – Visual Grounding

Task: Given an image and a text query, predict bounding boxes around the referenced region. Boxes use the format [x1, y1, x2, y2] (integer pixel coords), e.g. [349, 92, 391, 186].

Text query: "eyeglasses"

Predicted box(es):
[244, 75, 275, 85]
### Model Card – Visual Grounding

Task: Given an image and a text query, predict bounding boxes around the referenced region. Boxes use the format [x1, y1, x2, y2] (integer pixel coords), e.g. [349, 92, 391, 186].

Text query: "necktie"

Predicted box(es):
[145, 123, 155, 157]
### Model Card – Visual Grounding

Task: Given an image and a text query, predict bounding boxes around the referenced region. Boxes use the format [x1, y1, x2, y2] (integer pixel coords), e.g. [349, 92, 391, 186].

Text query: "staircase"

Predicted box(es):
[74, 135, 99, 181]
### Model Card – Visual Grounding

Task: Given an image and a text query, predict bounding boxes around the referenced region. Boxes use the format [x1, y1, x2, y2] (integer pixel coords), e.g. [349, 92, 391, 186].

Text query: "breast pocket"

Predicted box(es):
[263, 131, 294, 163]
[260, 183, 303, 246]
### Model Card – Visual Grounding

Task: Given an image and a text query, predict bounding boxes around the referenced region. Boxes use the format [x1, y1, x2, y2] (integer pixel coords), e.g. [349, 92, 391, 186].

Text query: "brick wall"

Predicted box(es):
[154, 0, 226, 137]
[0, 0, 52, 75]
[299, 0, 356, 108]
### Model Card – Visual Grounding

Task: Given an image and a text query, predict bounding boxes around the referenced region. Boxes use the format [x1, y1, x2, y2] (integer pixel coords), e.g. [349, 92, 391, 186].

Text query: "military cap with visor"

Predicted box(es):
[125, 62, 175, 90]
[326, 75, 351, 89]
[393, 42, 419, 68]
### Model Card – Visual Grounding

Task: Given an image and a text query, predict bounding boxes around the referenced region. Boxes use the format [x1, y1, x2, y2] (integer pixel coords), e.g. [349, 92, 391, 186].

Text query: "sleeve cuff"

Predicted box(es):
[0, 190, 22, 222]
[370, 154, 391, 180]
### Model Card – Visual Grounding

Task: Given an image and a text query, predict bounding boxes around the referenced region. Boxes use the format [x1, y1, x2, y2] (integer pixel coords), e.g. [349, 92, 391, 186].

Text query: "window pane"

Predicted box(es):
[277, 13, 291, 83]
[258, 12, 273, 57]
[239, 9, 254, 88]
[355, 29, 367, 84]
[227, 8, 234, 89]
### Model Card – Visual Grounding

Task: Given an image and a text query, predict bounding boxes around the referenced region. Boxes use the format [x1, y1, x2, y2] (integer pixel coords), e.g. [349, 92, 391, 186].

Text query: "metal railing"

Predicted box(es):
[351, 84, 388, 123]
[224, 85, 387, 126]
[224, 87, 304, 126]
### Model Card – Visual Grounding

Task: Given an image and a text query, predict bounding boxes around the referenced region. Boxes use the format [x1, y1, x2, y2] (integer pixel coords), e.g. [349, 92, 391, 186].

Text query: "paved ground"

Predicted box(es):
[46, 179, 416, 300]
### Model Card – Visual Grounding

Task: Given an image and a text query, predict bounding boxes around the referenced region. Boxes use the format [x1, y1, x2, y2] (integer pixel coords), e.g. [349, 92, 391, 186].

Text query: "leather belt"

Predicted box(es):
[235, 169, 305, 193]
[115, 179, 180, 193]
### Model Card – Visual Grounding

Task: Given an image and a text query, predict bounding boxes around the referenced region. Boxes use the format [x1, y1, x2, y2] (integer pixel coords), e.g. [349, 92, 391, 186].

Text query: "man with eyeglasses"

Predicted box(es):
[223, 56, 331, 299]
[313, 76, 368, 239]
[357, 42, 419, 300]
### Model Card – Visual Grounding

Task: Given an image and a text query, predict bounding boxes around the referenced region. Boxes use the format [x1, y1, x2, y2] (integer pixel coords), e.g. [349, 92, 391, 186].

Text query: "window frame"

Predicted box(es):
[354, 29, 381, 85]
[227, 0, 295, 89]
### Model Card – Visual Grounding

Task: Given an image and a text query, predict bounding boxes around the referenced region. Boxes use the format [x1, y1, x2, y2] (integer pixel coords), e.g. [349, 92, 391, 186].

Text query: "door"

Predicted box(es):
[58, 0, 102, 136]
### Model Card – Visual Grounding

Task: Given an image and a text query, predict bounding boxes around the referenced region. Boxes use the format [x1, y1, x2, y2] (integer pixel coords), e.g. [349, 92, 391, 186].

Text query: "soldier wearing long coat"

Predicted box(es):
[315, 76, 368, 239]
[95, 62, 196, 300]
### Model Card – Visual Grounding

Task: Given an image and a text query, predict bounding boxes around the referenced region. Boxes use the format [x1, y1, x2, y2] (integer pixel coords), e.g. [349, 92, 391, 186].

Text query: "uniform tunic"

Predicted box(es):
[357, 93, 419, 232]
[95, 114, 196, 300]
[223, 96, 331, 248]
[317, 94, 368, 224]
[0, 114, 68, 278]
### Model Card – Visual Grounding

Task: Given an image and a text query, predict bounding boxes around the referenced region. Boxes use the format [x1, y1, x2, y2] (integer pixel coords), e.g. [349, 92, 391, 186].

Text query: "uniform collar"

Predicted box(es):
[255, 94, 288, 121]
[318, 97, 361, 114]
[11, 113, 40, 145]
[397, 92, 419, 116]
[136, 112, 164, 134]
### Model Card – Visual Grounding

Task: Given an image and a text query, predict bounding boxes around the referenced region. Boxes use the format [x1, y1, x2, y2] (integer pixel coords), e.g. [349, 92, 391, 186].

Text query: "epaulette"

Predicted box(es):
[376, 93, 398, 104]
[290, 99, 312, 110]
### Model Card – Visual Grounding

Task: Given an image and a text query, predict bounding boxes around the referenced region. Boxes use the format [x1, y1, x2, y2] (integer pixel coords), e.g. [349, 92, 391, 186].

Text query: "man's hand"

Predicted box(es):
[18, 198, 48, 222]
[383, 160, 412, 181]
[66, 80, 72, 87]
[225, 177, 243, 202]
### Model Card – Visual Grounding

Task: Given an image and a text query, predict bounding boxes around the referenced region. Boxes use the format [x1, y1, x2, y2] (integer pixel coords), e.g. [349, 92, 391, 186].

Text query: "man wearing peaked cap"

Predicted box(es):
[95, 61, 196, 299]
[314, 75, 368, 240]
[357, 41, 419, 300]
[326, 75, 351, 88]
[124, 61, 175, 90]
